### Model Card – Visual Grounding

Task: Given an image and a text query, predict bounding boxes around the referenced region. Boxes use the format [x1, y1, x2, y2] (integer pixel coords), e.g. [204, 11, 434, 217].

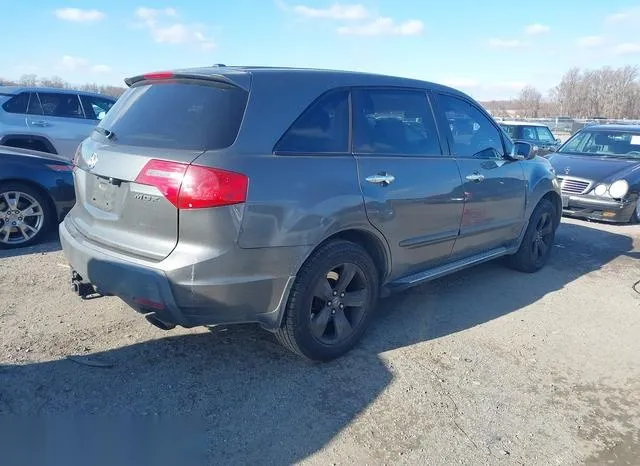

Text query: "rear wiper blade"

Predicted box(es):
[93, 127, 116, 140]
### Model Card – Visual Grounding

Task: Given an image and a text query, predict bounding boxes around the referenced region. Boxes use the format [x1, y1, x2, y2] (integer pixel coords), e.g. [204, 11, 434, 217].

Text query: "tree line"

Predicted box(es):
[482, 65, 640, 120]
[0, 74, 126, 98]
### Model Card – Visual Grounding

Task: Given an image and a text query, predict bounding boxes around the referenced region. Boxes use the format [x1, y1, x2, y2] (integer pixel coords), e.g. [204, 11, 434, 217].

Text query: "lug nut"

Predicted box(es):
[339, 304, 344, 309]
[340, 292, 345, 298]
[333, 290, 337, 296]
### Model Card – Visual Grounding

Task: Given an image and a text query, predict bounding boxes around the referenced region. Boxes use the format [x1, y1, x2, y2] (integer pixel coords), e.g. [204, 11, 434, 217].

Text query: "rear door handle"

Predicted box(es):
[465, 173, 485, 182]
[365, 173, 395, 186]
[30, 120, 50, 127]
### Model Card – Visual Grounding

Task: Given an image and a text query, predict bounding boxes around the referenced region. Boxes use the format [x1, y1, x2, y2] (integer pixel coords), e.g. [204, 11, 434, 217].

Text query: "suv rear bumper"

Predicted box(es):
[562, 193, 636, 223]
[59, 218, 301, 331]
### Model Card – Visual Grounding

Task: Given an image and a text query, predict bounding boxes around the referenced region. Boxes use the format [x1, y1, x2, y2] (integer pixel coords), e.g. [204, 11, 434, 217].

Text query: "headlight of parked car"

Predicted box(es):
[608, 180, 629, 199]
[594, 184, 608, 196]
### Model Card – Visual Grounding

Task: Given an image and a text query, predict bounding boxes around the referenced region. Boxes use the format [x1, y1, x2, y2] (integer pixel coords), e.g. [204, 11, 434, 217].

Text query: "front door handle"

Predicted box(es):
[30, 120, 50, 127]
[465, 173, 485, 183]
[365, 173, 395, 186]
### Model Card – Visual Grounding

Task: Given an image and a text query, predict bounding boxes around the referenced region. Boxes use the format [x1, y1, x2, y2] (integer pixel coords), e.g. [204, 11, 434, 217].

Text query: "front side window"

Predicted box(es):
[352, 88, 441, 156]
[37, 92, 84, 119]
[275, 90, 349, 154]
[437, 94, 504, 159]
[536, 126, 556, 143]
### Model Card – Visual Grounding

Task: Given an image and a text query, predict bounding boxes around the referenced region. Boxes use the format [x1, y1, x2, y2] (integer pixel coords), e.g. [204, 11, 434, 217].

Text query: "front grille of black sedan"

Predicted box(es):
[557, 176, 592, 195]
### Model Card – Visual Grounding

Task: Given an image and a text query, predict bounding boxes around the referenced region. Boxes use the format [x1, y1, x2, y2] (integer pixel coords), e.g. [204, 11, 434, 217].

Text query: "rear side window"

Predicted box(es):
[37, 92, 85, 119]
[522, 126, 538, 140]
[352, 88, 442, 156]
[98, 81, 248, 150]
[275, 90, 349, 154]
[2, 93, 29, 114]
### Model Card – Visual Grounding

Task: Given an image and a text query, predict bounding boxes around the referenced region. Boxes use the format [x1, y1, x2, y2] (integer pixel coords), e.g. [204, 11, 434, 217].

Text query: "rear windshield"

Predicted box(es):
[97, 80, 248, 150]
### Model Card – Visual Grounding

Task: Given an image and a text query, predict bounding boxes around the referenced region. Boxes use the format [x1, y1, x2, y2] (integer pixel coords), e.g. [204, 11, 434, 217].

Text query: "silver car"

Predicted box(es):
[0, 86, 116, 160]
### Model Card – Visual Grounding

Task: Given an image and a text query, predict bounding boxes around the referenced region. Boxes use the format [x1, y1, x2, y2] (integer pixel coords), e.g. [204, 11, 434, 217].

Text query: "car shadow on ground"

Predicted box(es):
[0, 231, 61, 259]
[0, 221, 638, 465]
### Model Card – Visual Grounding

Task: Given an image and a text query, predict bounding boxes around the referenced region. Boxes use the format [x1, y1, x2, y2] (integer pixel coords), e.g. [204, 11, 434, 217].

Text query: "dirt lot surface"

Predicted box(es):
[1, 218, 639, 465]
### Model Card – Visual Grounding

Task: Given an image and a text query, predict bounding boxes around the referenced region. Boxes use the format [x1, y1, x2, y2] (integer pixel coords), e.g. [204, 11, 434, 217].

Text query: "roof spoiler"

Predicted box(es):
[124, 70, 249, 91]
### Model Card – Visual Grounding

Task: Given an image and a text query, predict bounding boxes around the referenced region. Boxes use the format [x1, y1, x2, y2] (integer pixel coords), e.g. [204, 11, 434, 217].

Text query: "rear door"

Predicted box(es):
[433, 93, 526, 259]
[0, 91, 30, 133]
[70, 78, 249, 261]
[353, 88, 464, 279]
[26, 91, 95, 159]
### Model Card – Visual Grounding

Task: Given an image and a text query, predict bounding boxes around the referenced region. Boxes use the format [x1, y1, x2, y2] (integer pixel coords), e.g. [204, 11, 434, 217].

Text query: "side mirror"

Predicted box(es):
[510, 141, 533, 160]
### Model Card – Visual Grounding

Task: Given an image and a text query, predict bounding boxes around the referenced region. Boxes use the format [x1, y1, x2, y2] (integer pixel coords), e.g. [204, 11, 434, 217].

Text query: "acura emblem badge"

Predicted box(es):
[564, 167, 570, 175]
[87, 153, 98, 169]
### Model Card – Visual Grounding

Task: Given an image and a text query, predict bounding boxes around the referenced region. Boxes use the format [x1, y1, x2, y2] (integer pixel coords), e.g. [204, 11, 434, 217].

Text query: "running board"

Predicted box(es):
[385, 247, 509, 293]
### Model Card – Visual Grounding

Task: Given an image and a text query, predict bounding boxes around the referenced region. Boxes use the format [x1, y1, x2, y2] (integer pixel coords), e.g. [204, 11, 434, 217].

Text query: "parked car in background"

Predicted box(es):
[60, 66, 561, 362]
[499, 121, 561, 157]
[0, 145, 75, 248]
[548, 124, 640, 223]
[0, 87, 116, 160]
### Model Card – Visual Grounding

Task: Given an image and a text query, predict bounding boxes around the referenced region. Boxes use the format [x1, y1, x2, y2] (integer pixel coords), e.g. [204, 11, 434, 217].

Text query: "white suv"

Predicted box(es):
[0, 86, 116, 160]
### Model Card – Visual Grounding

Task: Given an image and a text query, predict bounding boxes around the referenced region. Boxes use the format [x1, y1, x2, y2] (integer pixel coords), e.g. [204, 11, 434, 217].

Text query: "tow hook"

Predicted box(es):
[71, 271, 101, 299]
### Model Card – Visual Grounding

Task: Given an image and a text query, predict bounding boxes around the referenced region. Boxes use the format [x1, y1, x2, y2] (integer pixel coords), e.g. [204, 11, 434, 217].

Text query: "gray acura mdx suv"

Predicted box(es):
[60, 66, 561, 361]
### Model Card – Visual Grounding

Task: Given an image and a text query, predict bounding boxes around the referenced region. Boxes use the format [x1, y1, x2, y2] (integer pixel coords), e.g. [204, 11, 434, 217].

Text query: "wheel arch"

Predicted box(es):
[0, 178, 59, 225]
[0, 134, 58, 154]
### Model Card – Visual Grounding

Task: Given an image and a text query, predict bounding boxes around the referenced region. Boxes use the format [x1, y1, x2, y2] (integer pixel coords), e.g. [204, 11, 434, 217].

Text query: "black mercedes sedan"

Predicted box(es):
[0, 145, 75, 248]
[547, 125, 640, 223]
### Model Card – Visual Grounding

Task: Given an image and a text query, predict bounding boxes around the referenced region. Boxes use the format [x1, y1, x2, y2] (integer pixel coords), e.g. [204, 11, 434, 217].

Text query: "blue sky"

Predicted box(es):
[2, 1, 640, 100]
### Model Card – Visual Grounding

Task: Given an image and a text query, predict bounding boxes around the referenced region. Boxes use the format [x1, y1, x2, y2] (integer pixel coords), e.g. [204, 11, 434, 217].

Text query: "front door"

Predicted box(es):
[433, 92, 527, 259]
[352, 88, 464, 280]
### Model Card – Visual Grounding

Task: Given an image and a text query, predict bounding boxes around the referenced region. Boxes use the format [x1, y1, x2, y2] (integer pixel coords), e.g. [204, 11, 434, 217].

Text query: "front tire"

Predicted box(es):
[0, 183, 52, 249]
[275, 240, 379, 362]
[507, 198, 557, 273]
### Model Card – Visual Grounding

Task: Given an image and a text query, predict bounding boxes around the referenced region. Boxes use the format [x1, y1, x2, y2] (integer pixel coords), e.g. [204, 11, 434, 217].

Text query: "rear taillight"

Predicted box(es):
[135, 159, 248, 209]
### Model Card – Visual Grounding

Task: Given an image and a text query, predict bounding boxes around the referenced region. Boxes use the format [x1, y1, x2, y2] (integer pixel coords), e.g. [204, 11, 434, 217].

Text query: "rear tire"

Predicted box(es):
[507, 199, 557, 273]
[0, 182, 52, 249]
[275, 240, 379, 362]
[631, 197, 640, 224]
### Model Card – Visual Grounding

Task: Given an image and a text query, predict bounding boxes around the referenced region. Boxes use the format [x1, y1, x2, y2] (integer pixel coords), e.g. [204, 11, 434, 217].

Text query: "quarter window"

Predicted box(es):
[437, 94, 504, 159]
[352, 89, 442, 156]
[275, 90, 349, 154]
[80, 95, 115, 120]
[1, 92, 29, 114]
[37, 92, 84, 119]
[536, 126, 555, 143]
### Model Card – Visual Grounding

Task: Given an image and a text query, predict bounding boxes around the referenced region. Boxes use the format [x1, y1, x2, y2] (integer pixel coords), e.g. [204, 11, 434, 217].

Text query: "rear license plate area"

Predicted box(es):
[90, 178, 117, 212]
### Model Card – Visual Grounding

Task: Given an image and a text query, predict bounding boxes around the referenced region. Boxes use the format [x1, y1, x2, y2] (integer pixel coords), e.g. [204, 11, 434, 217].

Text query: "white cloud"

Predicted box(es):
[134, 7, 215, 49]
[293, 3, 368, 20]
[613, 42, 640, 55]
[577, 36, 605, 47]
[60, 56, 88, 70]
[338, 17, 424, 36]
[54, 8, 105, 23]
[91, 65, 112, 73]
[488, 38, 527, 48]
[524, 24, 550, 35]
[605, 7, 640, 24]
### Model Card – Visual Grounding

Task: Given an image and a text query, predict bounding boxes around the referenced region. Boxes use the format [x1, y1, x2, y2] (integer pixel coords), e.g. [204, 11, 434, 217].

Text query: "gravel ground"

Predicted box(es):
[1, 217, 639, 465]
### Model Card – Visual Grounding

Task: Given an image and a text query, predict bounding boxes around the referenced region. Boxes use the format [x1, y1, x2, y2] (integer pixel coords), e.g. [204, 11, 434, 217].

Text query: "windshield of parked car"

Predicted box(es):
[558, 129, 640, 158]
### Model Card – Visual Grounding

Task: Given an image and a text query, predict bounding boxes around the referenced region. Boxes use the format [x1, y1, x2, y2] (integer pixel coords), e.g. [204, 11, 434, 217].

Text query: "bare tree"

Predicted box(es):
[517, 85, 542, 118]
[18, 74, 38, 86]
[39, 76, 68, 88]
